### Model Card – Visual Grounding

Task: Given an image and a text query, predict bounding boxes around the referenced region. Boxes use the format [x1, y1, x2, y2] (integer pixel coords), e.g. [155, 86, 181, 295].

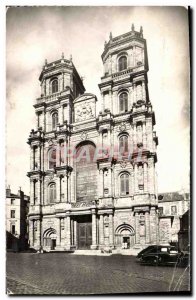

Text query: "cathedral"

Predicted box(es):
[27, 25, 159, 253]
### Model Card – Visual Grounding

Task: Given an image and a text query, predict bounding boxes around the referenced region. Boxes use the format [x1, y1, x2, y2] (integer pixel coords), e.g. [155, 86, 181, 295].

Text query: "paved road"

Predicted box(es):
[6, 253, 190, 295]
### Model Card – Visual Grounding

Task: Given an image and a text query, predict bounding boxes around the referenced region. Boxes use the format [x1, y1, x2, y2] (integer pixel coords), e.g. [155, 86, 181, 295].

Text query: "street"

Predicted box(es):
[6, 252, 190, 295]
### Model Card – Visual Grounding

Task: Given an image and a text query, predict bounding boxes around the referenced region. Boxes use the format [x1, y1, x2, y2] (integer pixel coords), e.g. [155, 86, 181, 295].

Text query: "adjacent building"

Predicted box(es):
[27, 25, 159, 252]
[6, 186, 30, 251]
[158, 191, 189, 245]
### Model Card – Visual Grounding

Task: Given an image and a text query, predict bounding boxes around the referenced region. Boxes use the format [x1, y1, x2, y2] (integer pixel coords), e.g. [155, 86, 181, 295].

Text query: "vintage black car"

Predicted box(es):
[138, 245, 182, 266]
[137, 245, 158, 259]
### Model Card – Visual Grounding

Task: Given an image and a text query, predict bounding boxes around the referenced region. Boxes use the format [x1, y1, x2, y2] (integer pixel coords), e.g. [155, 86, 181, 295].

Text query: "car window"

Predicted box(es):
[170, 250, 178, 254]
[160, 247, 168, 252]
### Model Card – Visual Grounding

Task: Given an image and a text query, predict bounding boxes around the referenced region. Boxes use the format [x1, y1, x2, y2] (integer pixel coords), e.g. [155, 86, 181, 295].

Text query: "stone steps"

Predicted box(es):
[72, 250, 112, 256]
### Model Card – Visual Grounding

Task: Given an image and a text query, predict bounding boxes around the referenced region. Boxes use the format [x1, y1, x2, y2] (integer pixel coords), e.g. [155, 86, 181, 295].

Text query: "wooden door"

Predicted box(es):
[78, 222, 92, 249]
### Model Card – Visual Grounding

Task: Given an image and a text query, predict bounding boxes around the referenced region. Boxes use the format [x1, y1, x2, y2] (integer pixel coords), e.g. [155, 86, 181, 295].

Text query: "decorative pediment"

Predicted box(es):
[73, 93, 97, 104]
[74, 93, 97, 123]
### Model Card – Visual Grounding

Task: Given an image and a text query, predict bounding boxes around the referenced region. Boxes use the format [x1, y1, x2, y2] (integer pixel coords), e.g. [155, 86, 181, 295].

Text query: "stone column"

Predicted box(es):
[109, 90, 113, 114]
[145, 212, 150, 244]
[99, 169, 104, 198]
[71, 219, 74, 246]
[29, 220, 34, 247]
[107, 168, 112, 196]
[143, 162, 148, 193]
[59, 105, 63, 125]
[111, 167, 115, 197]
[142, 80, 146, 102]
[38, 179, 41, 205]
[30, 146, 34, 171]
[91, 210, 97, 249]
[133, 83, 136, 103]
[68, 172, 72, 203]
[37, 144, 41, 170]
[109, 214, 114, 248]
[131, 166, 134, 196]
[133, 124, 137, 148]
[150, 207, 157, 243]
[135, 212, 140, 244]
[42, 177, 45, 205]
[134, 164, 138, 194]
[36, 219, 41, 248]
[56, 218, 61, 246]
[56, 176, 60, 203]
[142, 122, 147, 148]
[63, 173, 67, 203]
[74, 220, 77, 247]
[65, 215, 71, 249]
[148, 158, 155, 195]
[99, 214, 104, 246]
[30, 179, 34, 205]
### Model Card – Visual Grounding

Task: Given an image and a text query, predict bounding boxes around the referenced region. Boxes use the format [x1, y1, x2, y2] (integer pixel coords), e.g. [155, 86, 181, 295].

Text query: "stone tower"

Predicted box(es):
[28, 25, 159, 253]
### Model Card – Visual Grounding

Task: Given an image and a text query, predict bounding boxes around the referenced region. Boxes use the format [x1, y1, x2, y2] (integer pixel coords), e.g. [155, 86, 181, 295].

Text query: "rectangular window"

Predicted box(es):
[11, 210, 15, 218]
[11, 199, 15, 205]
[159, 207, 163, 215]
[171, 205, 177, 215]
[11, 225, 15, 235]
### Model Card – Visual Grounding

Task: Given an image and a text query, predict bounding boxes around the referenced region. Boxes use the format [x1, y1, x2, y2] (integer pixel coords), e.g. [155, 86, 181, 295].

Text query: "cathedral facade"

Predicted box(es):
[28, 25, 159, 252]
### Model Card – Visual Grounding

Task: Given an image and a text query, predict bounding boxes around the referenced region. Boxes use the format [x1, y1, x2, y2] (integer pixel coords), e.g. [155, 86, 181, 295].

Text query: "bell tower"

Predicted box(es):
[99, 24, 148, 115]
[98, 25, 159, 246]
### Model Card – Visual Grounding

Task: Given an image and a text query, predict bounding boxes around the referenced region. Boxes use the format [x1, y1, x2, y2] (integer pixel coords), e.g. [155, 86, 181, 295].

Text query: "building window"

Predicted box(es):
[11, 224, 15, 235]
[159, 207, 164, 216]
[119, 135, 129, 155]
[118, 56, 127, 71]
[11, 210, 15, 218]
[119, 92, 128, 113]
[171, 205, 177, 215]
[48, 148, 56, 169]
[51, 79, 58, 94]
[52, 112, 58, 130]
[120, 173, 129, 195]
[48, 183, 56, 204]
[11, 199, 15, 205]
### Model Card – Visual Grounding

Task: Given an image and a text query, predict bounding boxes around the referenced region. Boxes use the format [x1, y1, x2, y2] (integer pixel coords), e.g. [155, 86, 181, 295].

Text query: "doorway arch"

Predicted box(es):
[43, 228, 57, 250]
[115, 224, 135, 249]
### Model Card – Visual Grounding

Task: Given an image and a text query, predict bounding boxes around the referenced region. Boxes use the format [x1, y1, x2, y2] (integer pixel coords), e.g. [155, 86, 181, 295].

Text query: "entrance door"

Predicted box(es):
[123, 237, 130, 249]
[51, 239, 56, 250]
[78, 222, 92, 249]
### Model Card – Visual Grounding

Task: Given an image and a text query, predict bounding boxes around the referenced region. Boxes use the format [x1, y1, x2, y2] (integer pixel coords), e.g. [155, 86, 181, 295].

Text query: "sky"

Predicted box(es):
[6, 6, 190, 195]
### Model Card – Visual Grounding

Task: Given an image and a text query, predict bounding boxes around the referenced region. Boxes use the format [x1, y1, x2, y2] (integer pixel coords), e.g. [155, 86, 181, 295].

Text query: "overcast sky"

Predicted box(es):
[6, 6, 190, 195]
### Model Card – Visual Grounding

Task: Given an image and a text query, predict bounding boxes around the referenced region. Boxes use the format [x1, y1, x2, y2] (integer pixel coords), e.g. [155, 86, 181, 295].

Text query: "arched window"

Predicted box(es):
[52, 79, 58, 93]
[52, 112, 58, 130]
[119, 135, 129, 155]
[48, 183, 56, 203]
[119, 92, 128, 113]
[120, 173, 129, 195]
[48, 148, 56, 169]
[75, 142, 97, 202]
[119, 56, 127, 71]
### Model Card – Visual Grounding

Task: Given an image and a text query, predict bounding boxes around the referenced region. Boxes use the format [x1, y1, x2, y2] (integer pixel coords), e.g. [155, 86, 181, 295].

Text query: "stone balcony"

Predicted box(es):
[36, 91, 62, 105]
[35, 88, 73, 105]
